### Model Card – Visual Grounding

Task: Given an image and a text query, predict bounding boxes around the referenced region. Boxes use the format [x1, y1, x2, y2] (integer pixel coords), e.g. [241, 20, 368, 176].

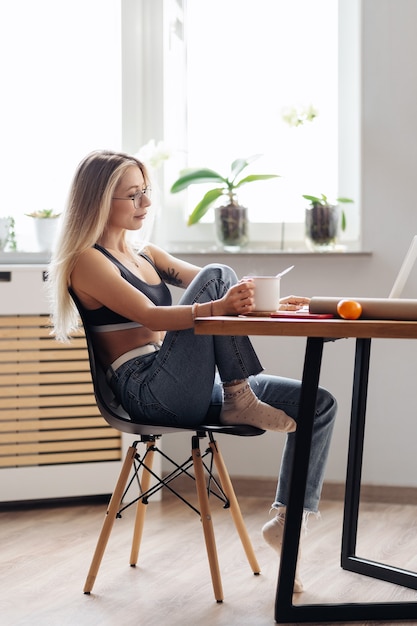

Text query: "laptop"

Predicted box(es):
[388, 234, 417, 298]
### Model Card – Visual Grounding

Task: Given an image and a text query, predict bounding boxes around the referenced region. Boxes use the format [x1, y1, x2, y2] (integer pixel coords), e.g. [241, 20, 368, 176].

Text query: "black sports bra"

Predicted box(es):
[78, 244, 172, 332]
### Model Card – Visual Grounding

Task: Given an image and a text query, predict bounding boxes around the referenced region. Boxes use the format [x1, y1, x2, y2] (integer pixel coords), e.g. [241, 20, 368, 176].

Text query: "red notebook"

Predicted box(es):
[270, 311, 334, 319]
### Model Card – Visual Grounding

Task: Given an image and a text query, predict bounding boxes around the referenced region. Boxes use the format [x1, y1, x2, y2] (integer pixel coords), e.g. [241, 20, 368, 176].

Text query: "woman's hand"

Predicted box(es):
[278, 295, 311, 311]
[213, 280, 255, 316]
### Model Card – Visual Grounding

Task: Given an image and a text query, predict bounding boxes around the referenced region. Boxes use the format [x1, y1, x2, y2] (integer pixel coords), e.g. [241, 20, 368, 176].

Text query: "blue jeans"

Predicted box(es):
[110, 264, 337, 512]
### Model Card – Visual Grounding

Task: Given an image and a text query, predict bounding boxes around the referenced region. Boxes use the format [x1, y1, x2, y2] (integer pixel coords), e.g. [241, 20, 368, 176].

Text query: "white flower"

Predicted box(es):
[281, 104, 319, 127]
[135, 139, 172, 170]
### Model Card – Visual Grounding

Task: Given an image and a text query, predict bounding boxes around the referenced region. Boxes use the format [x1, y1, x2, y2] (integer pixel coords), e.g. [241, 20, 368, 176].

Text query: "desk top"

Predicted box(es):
[194, 316, 417, 340]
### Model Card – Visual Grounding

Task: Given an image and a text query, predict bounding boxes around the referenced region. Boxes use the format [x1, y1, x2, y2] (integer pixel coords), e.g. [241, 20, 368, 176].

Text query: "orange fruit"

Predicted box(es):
[337, 299, 362, 320]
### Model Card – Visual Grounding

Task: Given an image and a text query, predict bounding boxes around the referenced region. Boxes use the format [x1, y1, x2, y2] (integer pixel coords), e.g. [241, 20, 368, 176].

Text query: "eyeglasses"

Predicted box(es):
[113, 186, 152, 209]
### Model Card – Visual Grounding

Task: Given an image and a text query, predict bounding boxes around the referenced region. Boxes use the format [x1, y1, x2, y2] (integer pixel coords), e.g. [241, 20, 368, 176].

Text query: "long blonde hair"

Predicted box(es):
[48, 149, 150, 342]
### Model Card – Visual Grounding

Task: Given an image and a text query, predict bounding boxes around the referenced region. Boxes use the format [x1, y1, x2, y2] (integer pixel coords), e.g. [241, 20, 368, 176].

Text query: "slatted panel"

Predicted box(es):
[0, 315, 121, 468]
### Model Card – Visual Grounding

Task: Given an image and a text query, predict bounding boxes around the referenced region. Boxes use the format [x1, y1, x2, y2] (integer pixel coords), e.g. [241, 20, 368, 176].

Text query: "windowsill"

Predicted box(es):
[166, 241, 371, 256]
[0, 252, 51, 265]
[0, 243, 371, 265]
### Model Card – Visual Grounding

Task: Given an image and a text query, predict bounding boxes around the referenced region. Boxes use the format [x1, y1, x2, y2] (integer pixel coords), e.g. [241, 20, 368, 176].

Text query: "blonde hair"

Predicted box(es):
[48, 149, 150, 342]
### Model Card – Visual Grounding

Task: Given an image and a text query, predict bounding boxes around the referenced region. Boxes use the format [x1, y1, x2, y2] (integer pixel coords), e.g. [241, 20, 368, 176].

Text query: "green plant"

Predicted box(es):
[25, 209, 61, 218]
[302, 193, 353, 231]
[0, 216, 17, 251]
[8, 216, 17, 251]
[170, 155, 279, 226]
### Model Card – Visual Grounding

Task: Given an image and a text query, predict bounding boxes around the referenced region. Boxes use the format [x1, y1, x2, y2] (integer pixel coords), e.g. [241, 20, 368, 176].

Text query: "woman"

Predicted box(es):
[48, 150, 337, 592]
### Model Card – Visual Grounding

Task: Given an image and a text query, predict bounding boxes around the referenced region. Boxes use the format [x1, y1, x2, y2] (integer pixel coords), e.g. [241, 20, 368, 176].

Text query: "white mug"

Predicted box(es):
[246, 276, 281, 311]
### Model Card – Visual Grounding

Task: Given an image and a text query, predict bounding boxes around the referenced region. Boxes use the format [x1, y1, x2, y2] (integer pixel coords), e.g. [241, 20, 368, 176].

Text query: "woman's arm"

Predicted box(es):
[144, 243, 202, 288]
[70, 247, 255, 331]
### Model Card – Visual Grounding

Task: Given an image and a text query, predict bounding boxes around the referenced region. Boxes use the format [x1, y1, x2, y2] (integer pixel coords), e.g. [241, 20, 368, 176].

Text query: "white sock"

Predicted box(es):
[261, 509, 304, 593]
[219, 381, 296, 433]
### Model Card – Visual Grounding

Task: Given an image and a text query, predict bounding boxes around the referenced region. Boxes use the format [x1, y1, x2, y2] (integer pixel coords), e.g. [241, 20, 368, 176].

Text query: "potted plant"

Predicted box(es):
[26, 209, 61, 253]
[170, 155, 279, 250]
[26, 209, 61, 219]
[303, 193, 353, 250]
[0, 216, 17, 252]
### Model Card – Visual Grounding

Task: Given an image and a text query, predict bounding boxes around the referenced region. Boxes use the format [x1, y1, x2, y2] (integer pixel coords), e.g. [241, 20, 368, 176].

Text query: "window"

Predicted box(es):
[155, 0, 360, 249]
[186, 0, 338, 224]
[0, 0, 122, 252]
[1, 1, 359, 253]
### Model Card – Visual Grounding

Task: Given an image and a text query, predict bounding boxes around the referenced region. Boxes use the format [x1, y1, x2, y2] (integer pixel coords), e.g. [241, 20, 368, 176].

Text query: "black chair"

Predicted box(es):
[70, 291, 264, 602]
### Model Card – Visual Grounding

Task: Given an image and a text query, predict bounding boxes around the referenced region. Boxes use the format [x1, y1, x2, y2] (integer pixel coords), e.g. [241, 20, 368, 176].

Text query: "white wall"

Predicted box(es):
[162, 0, 417, 492]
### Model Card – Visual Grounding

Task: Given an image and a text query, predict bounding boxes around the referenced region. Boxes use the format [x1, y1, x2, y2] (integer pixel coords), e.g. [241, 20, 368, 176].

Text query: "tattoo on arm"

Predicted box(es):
[160, 267, 183, 287]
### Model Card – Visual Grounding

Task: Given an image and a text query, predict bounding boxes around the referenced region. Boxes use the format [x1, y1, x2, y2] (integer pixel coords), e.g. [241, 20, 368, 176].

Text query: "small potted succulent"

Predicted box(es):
[26, 209, 61, 253]
[26, 209, 61, 219]
[303, 193, 353, 250]
[170, 155, 279, 250]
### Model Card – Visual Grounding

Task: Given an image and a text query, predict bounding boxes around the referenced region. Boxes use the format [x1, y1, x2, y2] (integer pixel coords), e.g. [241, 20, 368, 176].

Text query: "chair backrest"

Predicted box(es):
[69, 288, 264, 439]
[69, 289, 182, 436]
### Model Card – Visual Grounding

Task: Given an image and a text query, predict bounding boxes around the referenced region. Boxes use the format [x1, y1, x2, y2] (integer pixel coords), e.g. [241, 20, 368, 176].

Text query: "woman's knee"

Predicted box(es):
[316, 386, 338, 422]
[203, 263, 238, 283]
[179, 263, 237, 305]
[195, 263, 238, 298]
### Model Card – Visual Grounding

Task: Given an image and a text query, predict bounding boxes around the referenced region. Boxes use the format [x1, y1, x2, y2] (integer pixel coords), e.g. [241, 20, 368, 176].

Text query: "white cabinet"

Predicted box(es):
[0, 265, 128, 502]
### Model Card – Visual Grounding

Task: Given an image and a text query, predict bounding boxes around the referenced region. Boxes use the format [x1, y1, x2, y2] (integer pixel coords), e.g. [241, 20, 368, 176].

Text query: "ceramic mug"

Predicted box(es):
[245, 276, 281, 311]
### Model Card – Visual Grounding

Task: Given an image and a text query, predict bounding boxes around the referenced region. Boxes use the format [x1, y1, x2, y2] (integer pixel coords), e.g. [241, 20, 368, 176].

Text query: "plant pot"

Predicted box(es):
[305, 204, 339, 251]
[33, 217, 60, 252]
[215, 203, 248, 251]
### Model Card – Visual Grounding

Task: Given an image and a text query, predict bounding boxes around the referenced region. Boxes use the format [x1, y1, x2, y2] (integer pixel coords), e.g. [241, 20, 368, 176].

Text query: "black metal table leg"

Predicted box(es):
[342, 338, 417, 589]
[341, 337, 372, 564]
[275, 336, 324, 622]
[274, 336, 417, 623]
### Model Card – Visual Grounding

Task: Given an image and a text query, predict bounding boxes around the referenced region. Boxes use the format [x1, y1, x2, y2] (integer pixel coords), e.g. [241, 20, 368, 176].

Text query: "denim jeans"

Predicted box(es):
[110, 263, 337, 512]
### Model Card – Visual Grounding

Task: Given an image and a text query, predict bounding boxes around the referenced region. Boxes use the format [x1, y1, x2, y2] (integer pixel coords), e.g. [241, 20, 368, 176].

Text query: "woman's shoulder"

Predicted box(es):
[77, 245, 107, 265]
[70, 246, 121, 302]
[73, 246, 118, 279]
[141, 242, 180, 265]
[140, 242, 158, 258]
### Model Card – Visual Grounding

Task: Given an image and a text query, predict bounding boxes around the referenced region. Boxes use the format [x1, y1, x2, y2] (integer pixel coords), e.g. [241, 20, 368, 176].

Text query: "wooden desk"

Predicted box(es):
[194, 316, 417, 623]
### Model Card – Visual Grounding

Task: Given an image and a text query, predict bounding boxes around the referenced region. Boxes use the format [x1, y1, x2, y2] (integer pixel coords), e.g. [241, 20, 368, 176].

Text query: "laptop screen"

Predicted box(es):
[388, 235, 417, 298]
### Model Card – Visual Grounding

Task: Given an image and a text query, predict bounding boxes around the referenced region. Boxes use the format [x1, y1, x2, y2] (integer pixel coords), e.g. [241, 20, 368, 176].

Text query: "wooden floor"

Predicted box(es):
[1, 492, 417, 626]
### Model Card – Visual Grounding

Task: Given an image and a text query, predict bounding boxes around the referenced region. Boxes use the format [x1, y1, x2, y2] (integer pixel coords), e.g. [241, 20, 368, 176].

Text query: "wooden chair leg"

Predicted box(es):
[83, 445, 137, 594]
[130, 441, 155, 565]
[209, 440, 261, 575]
[192, 436, 224, 603]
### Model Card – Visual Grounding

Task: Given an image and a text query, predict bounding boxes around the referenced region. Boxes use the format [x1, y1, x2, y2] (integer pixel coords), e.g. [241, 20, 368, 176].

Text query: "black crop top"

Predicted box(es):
[79, 244, 172, 332]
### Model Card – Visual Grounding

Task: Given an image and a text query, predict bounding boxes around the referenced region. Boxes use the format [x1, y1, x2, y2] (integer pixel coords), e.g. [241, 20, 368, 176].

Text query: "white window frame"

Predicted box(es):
[122, 0, 361, 251]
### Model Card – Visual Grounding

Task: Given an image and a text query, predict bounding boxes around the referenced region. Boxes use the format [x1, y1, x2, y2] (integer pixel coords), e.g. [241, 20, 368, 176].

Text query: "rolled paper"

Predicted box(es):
[310, 297, 417, 321]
